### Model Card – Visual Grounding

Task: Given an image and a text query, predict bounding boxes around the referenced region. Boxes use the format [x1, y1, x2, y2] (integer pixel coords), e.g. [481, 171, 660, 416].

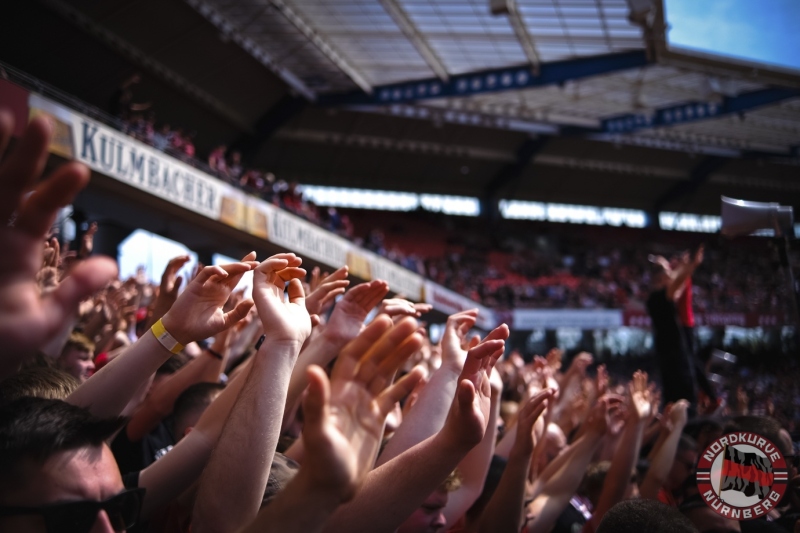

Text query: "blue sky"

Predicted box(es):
[664, 0, 800, 71]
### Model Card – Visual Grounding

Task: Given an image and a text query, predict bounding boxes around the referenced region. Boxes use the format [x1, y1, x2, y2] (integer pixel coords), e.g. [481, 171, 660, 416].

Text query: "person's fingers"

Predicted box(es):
[360, 280, 390, 310]
[461, 339, 504, 377]
[0, 115, 52, 224]
[303, 365, 331, 432]
[14, 162, 91, 237]
[323, 285, 348, 301]
[286, 278, 305, 305]
[377, 365, 425, 414]
[456, 378, 477, 412]
[239, 251, 257, 263]
[168, 276, 183, 297]
[310, 314, 321, 328]
[221, 299, 254, 330]
[355, 317, 418, 384]
[484, 323, 510, 342]
[193, 265, 228, 286]
[467, 335, 480, 350]
[413, 303, 433, 315]
[45, 257, 118, 334]
[370, 332, 424, 395]
[332, 315, 393, 382]
[254, 257, 290, 288]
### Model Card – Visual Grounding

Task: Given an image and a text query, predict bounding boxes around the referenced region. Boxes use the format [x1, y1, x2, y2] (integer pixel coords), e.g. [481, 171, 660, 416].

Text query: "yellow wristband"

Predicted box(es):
[151, 318, 185, 354]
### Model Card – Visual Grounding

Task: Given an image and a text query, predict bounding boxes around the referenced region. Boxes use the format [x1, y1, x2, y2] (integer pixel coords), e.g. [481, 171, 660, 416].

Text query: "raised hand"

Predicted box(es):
[305, 265, 349, 316]
[629, 370, 653, 423]
[79, 221, 98, 258]
[377, 298, 433, 320]
[0, 112, 118, 377]
[546, 348, 563, 372]
[252, 252, 311, 347]
[666, 399, 690, 430]
[595, 364, 609, 398]
[147, 254, 191, 327]
[442, 324, 507, 448]
[161, 253, 256, 345]
[513, 389, 554, 457]
[440, 309, 478, 370]
[567, 351, 593, 376]
[303, 315, 425, 501]
[324, 280, 389, 346]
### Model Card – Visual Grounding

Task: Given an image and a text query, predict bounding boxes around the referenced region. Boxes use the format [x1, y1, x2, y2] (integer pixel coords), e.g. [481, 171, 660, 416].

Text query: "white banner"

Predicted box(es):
[29, 94, 225, 220]
[512, 309, 623, 330]
[28, 94, 480, 313]
[423, 281, 496, 330]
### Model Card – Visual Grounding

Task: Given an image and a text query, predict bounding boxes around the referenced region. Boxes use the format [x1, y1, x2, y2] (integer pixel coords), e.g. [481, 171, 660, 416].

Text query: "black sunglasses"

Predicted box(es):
[0, 487, 144, 533]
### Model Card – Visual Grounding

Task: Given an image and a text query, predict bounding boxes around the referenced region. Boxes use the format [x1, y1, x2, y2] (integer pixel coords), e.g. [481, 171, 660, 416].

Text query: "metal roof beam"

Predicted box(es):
[320, 50, 650, 106]
[498, 0, 542, 73]
[378, 0, 449, 82]
[602, 87, 800, 135]
[482, 136, 549, 221]
[269, 0, 373, 94]
[186, 0, 315, 101]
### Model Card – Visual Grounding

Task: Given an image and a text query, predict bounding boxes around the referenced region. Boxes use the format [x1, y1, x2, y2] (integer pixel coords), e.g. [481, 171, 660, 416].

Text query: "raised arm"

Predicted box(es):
[322, 325, 504, 533]
[476, 390, 553, 533]
[377, 311, 506, 465]
[282, 280, 389, 428]
[0, 112, 118, 378]
[239, 315, 425, 533]
[524, 396, 614, 533]
[586, 371, 653, 531]
[666, 246, 703, 301]
[192, 253, 311, 533]
[640, 400, 689, 500]
[124, 329, 231, 441]
[67, 257, 255, 418]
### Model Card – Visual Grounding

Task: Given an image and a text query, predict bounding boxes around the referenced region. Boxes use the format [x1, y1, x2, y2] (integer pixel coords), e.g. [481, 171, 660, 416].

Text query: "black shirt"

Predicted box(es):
[111, 420, 175, 476]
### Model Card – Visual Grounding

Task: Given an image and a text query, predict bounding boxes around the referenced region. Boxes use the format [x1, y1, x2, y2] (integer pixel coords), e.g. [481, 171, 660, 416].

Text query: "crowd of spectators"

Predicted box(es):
[108, 74, 794, 318]
[2, 110, 800, 533]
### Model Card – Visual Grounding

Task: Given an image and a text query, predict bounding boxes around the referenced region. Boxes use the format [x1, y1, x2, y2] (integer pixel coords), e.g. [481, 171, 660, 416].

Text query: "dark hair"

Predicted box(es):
[678, 434, 697, 453]
[597, 499, 699, 533]
[172, 382, 225, 432]
[0, 398, 122, 494]
[0, 366, 80, 404]
[724, 415, 782, 446]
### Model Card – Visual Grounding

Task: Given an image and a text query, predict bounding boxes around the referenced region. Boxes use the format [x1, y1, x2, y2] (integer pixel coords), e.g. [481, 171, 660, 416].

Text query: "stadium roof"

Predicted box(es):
[3, 0, 800, 217]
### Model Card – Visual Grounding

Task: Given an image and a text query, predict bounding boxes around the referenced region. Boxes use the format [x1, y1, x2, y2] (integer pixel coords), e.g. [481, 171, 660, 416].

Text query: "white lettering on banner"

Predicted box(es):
[74, 118, 221, 219]
[268, 209, 349, 267]
[696, 313, 746, 327]
[368, 254, 424, 301]
[513, 309, 623, 330]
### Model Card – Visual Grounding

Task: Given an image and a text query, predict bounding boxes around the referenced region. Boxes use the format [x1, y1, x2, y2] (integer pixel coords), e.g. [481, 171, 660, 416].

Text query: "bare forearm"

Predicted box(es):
[590, 420, 646, 527]
[641, 427, 683, 500]
[376, 366, 459, 466]
[477, 451, 530, 533]
[137, 365, 251, 520]
[127, 349, 221, 440]
[323, 433, 471, 533]
[239, 470, 342, 533]
[283, 332, 342, 428]
[444, 393, 499, 524]
[66, 331, 171, 418]
[193, 345, 298, 533]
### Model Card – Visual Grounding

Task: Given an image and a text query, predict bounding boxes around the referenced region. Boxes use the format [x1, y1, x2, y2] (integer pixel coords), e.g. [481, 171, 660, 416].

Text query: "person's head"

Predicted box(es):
[0, 398, 141, 533]
[0, 366, 80, 404]
[396, 471, 461, 533]
[172, 382, 225, 440]
[57, 332, 96, 383]
[667, 434, 698, 491]
[597, 499, 699, 533]
[681, 496, 740, 533]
